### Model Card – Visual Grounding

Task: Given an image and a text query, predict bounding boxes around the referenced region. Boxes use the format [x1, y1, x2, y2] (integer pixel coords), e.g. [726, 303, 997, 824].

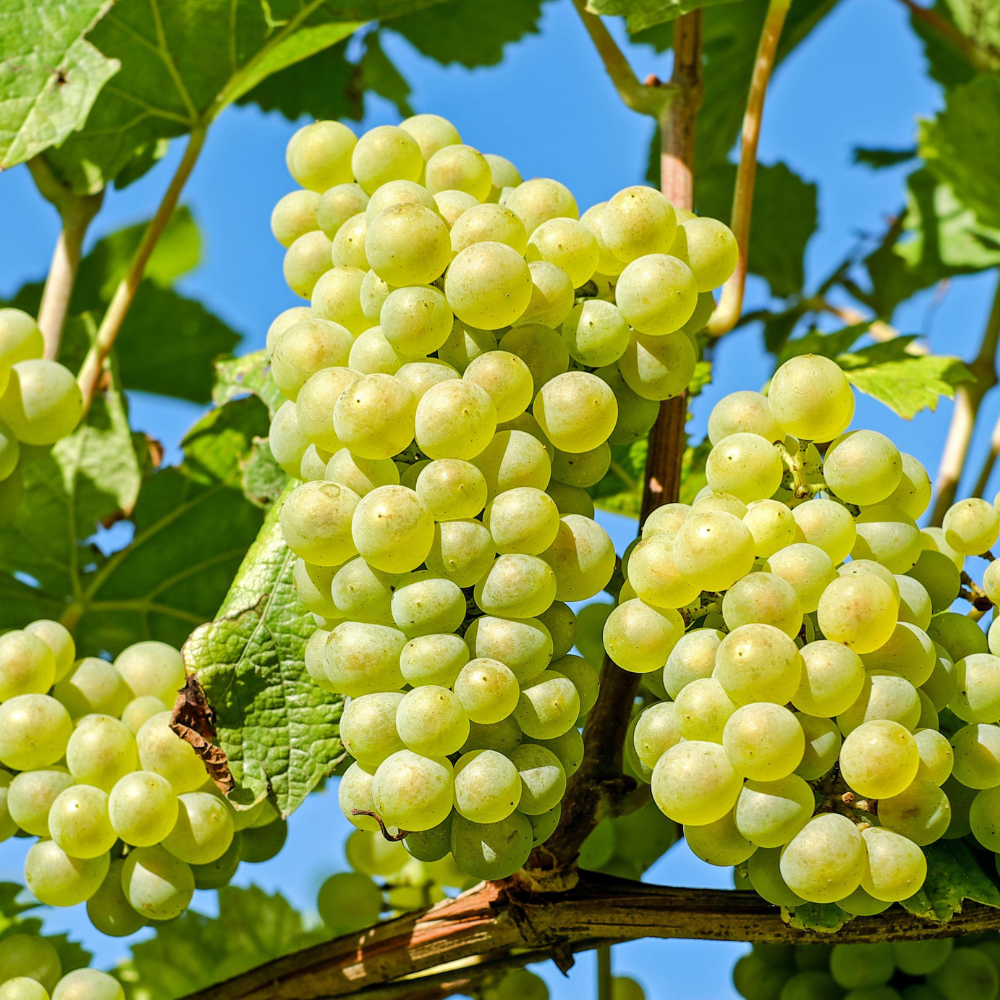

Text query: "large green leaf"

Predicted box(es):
[184, 488, 344, 817]
[0, 0, 119, 169]
[911, 0, 998, 90]
[901, 841, 1000, 922]
[920, 74, 1000, 233]
[588, 0, 742, 33]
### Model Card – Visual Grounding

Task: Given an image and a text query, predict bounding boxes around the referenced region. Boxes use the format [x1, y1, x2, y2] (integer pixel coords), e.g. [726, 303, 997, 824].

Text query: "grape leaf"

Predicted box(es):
[852, 146, 918, 169]
[920, 74, 1000, 233]
[242, 440, 290, 508]
[785, 902, 851, 933]
[680, 436, 710, 504]
[901, 840, 1000, 922]
[777, 323, 869, 365]
[183, 485, 344, 817]
[590, 438, 645, 517]
[587, 0, 744, 33]
[0, 0, 119, 169]
[214, 350, 283, 417]
[361, 31, 413, 117]
[910, 0, 998, 90]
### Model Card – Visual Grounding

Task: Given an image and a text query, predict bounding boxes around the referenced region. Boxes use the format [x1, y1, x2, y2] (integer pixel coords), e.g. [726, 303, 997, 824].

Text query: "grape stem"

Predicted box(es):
[27, 158, 104, 361]
[596, 945, 612, 1000]
[931, 272, 1000, 523]
[959, 572, 993, 620]
[76, 128, 207, 412]
[351, 810, 410, 842]
[706, 0, 792, 338]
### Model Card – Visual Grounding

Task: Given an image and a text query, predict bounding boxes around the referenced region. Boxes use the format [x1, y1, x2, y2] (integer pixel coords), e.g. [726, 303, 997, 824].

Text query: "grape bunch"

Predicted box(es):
[266, 113, 738, 879]
[733, 936, 1000, 1000]
[0, 932, 125, 1000]
[0, 623, 285, 934]
[618, 351, 1000, 911]
[0, 309, 84, 520]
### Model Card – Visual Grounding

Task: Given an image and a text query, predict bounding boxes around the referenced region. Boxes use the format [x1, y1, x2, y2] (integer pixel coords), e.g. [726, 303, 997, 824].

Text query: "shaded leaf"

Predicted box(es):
[911, 1, 997, 90]
[786, 902, 850, 933]
[853, 146, 918, 169]
[361, 31, 413, 117]
[777, 323, 868, 365]
[0, 0, 119, 169]
[590, 438, 644, 517]
[184, 488, 344, 817]
[214, 350, 283, 416]
[901, 840, 1000, 922]
[588, 0, 744, 33]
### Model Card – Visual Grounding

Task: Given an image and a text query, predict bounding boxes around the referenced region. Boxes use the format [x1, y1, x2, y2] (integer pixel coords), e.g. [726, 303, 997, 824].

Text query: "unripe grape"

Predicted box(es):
[446, 242, 533, 329]
[651, 740, 742, 825]
[317, 183, 369, 238]
[526, 218, 599, 287]
[286, 120, 356, 191]
[372, 749, 454, 831]
[0, 694, 72, 770]
[311, 265, 368, 333]
[779, 813, 866, 903]
[733, 773, 814, 848]
[24, 839, 109, 907]
[671, 217, 738, 291]
[453, 749, 521, 823]
[601, 186, 677, 263]
[768, 354, 854, 442]
[823, 429, 902, 505]
[505, 178, 578, 236]
[943, 497, 1000, 555]
[283, 231, 333, 298]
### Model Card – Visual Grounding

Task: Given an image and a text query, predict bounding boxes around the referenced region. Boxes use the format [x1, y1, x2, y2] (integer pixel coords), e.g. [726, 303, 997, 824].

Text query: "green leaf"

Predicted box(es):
[214, 350, 284, 417]
[0, 0, 119, 169]
[910, 1, 998, 90]
[786, 902, 850, 933]
[183, 487, 344, 817]
[920, 74, 1000, 233]
[590, 438, 645, 517]
[901, 841, 1000, 922]
[242, 440, 290, 508]
[389, 0, 548, 68]
[777, 323, 868, 365]
[588, 0, 742, 33]
[361, 31, 413, 117]
[853, 146, 918, 169]
[43, 935, 93, 977]
[679, 436, 710, 504]
[118, 885, 325, 1000]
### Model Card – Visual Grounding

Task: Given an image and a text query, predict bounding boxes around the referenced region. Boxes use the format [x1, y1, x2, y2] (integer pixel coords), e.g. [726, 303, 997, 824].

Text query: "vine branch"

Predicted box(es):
[707, 0, 792, 338]
[76, 128, 207, 411]
[931, 271, 1000, 523]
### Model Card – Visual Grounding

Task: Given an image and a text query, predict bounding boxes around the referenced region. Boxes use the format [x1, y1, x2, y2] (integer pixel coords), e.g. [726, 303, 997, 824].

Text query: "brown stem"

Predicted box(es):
[972, 410, 1000, 500]
[180, 873, 1000, 1000]
[707, 0, 791, 337]
[931, 272, 1000, 523]
[894, 0, 999, 73]
[76, 128, 207, 411]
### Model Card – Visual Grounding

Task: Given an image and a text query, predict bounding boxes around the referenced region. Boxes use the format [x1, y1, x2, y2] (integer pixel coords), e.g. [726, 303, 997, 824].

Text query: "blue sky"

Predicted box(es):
[0, 0, 996, 996]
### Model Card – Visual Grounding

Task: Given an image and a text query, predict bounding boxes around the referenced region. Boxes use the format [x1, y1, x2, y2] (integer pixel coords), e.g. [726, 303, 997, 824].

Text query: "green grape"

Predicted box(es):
[439, 320, 498, 372]
[109, 770, 178, 845]
[928, 949, 1000, 1000]
[651, 740, 742, 825]
[86, 858, 146, 936]
[353, 485, 435, 573]
[399, 633, 470, 688]
[991, 621, 1000, 659]
[829, 944, 895, 989]
[672, 510, 755, 592]
[951, 723, 1000, 789]
[507, 743, 566, 815]
[293, 559, 339, 618]
[115, 640, 184, 705]
[513, 670, 580, 739]
[339, 761, 380, 831]
[706, 433, 784, 504]
[484, 153, 521, 202]
[714, 624, 803, 707]
[7, 768, 72, 836]
[161, 791, 235, 864]
[792, 498, 857, 564]
[779, 812, 866, 903]
[49, 785, 116, 859]
[928, 612, 989, 661]
[446, 242, 533, 329]
[365, 179, 438, 224]
[136, 711, 207, 793]
[732, 951, 793, 1000]
[631, 702, 681, 771]
[610, 978, 646, 1000]
[914, 727, 954, 784]
[451, 811, 533, 879]
[371, 749, 454, 831]
[23, 620, 74, 683]
[823, 430, 903, 505]
[450, 204, 528, 256]
[191, 832, 242, 889]
[618, 330, 698, 401]
[595, 365, 660, 445]
[860, 825, 927, 901]
[51, 971, 124, 1000]
[674, 677, 735, 742]
[917, 688, 938, 729]
[348, 326, 408, 376]
[331, 556, 397, 625]
[708, 391, 783, 446]
[615, 253, 697, 335]
[279, 481, 359, 567]
[722, 571, 803, 638]
[474, 428, 553, 499]
[55, 657, 131, 718]
[453, 659, 519, 725]
[526, 218, 598, 287]
[879, 778, 951, 845]
[723, 703, 804, 780]
[66, 714, 138, 791]
[311, 265, 368, 334]
[985, 559, 1000, 605]
[0, 309, 44, 378]
[533, 371, 616, 455]
[664, 628, 723, 698]
[396, 685, 470, 755]
[360, 267, 393, 322]
[599, 186, 676, 262]
[671, 217, 738, 291]
[267, 306, 314, 354]
[414, 379, 497, 460]
[837, 558, 901, 599]
[852, 504, 922, 572]
[474, 553, 557, 618]
[0, 981, 49, 1000]
[0, 694, 72, 770]
[345, 828, 408, 876]
[747, 846, 807, 907]
[860, 623, 935, 687]
[396, 360, 460, 401]
[766, 355, 854, 442]
[24, 840, 109, 906]
[268, 399, 310, 476]
[380, 284, 452, 357]
[949, 653, 1000, 723]
[323, 622, 406, 696]
[893, 938, 953, 976]
[462, 351, 534, 425]
[391, 573, 466, 638]
[692, 490, 748, 517]
[580, 202, 625, 277]
[240, 818, 288, 862]
[0, 768, 14, 842]
[404, 815, 452, 862]
[453, 749, 521, 822]
[944, 497, 1000, 555]
[970, 784, 1000, 850]
[0, 359, 81, 445]
[816, 573, 897, 653]
[499, 325, 570, 390]
[399, 113, 461, 161]
[425, 144, 491, 199]
[626, 534, 701, 610]
[840, 720, 919, 798]
[285, 120, 355, 191]
[793, 710, 841, 778]
[896, 574, 933, 630]
[465, 616, 552, 684]
[0, 629, 56, 701]
[539, 514, 615, 602]
[603, 599, 684, 673]
[462, 717, 523, 756]
[505, 177, 578, 235]
[426, 518, 496, 586]
[316, 182, 369, 238]
[779, 972, 843, 1000]
[878, 452, 932, 519]
[0, 935, 61, 992]
[545, 481, 594, 517]
[550, 654, 599, 714]
[733, 773, 814, 848]
[833, 887, 890, 916]
[794, 640, 865, 717]
[351, 124, 422, 193]
[685, 808, 756, 866]
[483, 487, 559, 555]
[766, 543, 838, 614]
[270, 319, 353, 401]
[283, 230, 333, 297]
[513, 260, 575, 329]
[317, 871, 383, 934]
[121, 844, 194, 921]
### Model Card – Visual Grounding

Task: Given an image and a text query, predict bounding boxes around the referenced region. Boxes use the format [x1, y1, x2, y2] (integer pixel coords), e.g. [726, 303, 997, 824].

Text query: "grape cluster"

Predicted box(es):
[0, 623, 285, 934]
[620, 352, 1000, 910]
[267, 113, 737, 879]
[733, 936, 1000, 1000]
[0, 933, 124, 1000]
[0, 310, 84, 520]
